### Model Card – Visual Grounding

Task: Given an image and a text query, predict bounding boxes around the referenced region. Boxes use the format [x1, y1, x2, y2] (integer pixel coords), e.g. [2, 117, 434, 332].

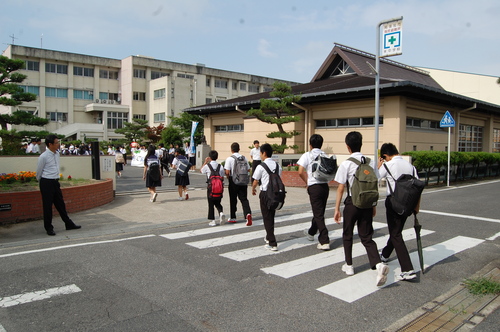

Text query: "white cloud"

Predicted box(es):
[258, 39, 278, 58]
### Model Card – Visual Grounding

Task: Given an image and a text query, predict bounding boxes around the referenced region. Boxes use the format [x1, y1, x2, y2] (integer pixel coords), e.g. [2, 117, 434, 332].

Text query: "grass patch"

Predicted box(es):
[463, 277, 500, 296]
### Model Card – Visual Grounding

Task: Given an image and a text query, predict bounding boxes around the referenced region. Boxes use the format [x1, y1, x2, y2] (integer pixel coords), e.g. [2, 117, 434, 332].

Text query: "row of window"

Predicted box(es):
[215, 124, 244, 132]
[153, 88, 166, 99]
[406, 117, 440, 130]
[316, 117, 384, 128]
[458, 124, 483, 152]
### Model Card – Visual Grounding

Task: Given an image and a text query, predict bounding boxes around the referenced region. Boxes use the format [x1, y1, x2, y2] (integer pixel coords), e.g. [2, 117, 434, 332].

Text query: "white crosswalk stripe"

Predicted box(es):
[317, 236, 484, 303]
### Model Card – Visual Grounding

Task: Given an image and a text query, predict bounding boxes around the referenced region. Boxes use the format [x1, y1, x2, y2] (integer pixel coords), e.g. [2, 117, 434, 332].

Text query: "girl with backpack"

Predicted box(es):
[143, 144, 162, 202]
[172, 149, 190, 201]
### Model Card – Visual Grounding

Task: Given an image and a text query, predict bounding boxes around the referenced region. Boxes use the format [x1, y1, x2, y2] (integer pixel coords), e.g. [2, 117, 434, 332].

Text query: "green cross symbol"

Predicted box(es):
[388, 36, 397, 45]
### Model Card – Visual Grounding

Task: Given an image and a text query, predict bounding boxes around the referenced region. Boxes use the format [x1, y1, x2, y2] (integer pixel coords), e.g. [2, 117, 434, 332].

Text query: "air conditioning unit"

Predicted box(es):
[95, 99, 100, 103]
[102, 99, 107, 104]
[109, 100, 115, 104]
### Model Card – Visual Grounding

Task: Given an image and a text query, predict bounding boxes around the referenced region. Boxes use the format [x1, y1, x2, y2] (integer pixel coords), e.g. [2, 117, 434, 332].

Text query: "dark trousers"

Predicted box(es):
[342, 197, 380, 269]
[161, 161, 170, 174]
[382, 197, 414, 272]
[251, 160, 262, 177]
[39, 178, 72, 231]
[260, 191, 277, 246]
[207, 189, 223, 220]
[228, 179, 251, 219]
[307, 183, 330, 245]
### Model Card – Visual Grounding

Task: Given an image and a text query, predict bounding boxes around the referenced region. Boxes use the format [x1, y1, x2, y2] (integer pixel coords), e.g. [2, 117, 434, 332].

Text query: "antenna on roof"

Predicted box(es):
[9, 34, 17, 45]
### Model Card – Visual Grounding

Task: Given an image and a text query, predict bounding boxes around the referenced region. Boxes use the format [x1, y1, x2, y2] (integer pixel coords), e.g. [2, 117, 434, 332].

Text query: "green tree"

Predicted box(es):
[169, 112, 204, 144]
[246, 81, 301, 153]
[114, 118, 148, 143]
[161, 125, 183, 147]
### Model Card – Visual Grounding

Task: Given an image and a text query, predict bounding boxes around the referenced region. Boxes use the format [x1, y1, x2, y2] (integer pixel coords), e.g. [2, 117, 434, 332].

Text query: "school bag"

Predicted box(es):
[148, 159, 161, 181]
[160, 149, 169, 165]
[260, 162, 286, 210]
[207, 164, 224, 199]
[383, 164, 425, 217]
[310, 152, 337, 182]
[115, 152, 124, 164]
[347, 157, 379, 209]
[176, 158, 191, 176]
[231, 155, 250, 185]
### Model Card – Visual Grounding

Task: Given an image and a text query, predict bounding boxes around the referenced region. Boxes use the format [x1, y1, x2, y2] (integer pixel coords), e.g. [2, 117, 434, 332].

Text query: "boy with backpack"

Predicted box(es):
[297, 134, 332, 250]
[201, 150, 227, 227]
[378, 143, 423, 281]
[334, 131, 389, 287]
[224, 142, 253, 226]
[251, 143, 284, 251]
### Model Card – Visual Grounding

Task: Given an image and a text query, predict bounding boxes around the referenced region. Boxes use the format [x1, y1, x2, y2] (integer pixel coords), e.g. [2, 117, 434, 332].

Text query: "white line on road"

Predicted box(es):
[0, 235, 156, 259]
[261, 228, 433, 278]
[486, 232, 500, 241]
[317, 236, 484, 303]
[419, 210, 500, 224]
[221, 222, 387, 262]
[0, 284, 82, 308]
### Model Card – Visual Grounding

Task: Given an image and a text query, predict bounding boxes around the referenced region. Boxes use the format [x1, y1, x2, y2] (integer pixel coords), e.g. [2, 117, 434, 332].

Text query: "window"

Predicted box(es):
[99, 70, 118, 79]
[215, 79, 228, 89]
[249, 84, 259, 93]
[239, 82, 246, 91]
[45, 88, 68, 98]
[206, 98, 212, 104]
[19, 85, 40, 96]
[330, 59, 355, 77]
[406, 117, 441, 130]
[107, 112, 128, 129]
[73, 90, 93, 100]
[315, 117, 383, 128]
[215, 124, 244, 132]
[232, 82, 237, 90]
[458, 124, 483, 152]
[133, 114, 146, 120]
[133, 69, 146, 79]
[99, 92, 119, 101]
[133, 92, 146, 101]
[177, 73, 194, 79]
[46, 112, 67, 122]
[263, 86, 273, 92]
[154, 88, 166, 99]
[154, 113, 165, 122]
[46, 63, 67, 74]
[25, 61, 39, 71]
[151, 71, 169, 79]
[493, 129, 500, 153]
[74, 66, 94, 77]
[206, 78, 211, 86]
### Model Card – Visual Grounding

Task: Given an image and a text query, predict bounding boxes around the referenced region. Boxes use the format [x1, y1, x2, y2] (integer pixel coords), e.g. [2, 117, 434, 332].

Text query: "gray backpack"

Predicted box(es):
[231, 155, 249, 185]
[347, 157, 379, 209]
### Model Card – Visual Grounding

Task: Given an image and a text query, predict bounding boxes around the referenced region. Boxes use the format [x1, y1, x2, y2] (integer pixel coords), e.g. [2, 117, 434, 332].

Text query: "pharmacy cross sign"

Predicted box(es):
[382, 19, 403, 57]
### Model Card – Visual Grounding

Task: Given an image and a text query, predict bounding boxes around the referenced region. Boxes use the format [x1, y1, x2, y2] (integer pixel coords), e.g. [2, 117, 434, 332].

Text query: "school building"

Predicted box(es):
[1, 44, 297, 142]
[185, 43, 500, 158]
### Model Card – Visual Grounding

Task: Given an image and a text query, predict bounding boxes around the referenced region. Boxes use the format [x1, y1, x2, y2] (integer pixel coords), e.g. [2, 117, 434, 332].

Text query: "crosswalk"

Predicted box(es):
[159, 211, 485, 303]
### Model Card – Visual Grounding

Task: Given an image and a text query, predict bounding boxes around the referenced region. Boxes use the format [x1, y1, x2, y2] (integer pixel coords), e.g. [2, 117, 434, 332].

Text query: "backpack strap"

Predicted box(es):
[260, 161, 274, 175]
[346, 157, 361, 197]
[383, 163, 396, 195]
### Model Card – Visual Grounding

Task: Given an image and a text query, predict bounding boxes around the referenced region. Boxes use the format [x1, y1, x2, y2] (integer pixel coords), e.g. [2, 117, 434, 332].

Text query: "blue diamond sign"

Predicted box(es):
[440, 111, 455, 128]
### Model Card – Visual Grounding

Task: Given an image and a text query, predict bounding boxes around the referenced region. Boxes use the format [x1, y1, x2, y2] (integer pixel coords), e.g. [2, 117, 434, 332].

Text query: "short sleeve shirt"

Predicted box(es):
[201, 161, 225, 179]
[252, 158, 282, 191]
[224, 153, 247, 173]
[334, 152, 380, 195]
[250, 147, 261, 161]
[379, 156, 418, 196]
[297, 148, 326, 186]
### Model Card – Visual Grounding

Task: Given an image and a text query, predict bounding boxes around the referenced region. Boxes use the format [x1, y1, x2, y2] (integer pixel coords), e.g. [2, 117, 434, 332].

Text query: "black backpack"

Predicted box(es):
[207, 164, 224, 199]
[383, 164, 425, 217]
[260, 162, 286, 210]
[148, 160, 161, 181]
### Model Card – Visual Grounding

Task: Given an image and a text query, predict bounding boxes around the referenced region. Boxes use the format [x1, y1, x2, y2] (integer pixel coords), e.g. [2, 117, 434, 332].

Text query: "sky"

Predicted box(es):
[1, 0, 499, 83]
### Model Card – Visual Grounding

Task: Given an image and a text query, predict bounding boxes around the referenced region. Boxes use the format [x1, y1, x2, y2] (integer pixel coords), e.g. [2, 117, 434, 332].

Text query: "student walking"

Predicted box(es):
[143, 144, 162, 202]
[36, 134, 81, 236]
[378, 143, 420, 281]
[297, 134, 331, 250]
[224, 142, 252, 225]
[200, 150, 227, 226]
[334, 131, 389, 287]
[251, 143, 282, 251]
[172, 149, 190, 200]
[250, 140, 261, 179]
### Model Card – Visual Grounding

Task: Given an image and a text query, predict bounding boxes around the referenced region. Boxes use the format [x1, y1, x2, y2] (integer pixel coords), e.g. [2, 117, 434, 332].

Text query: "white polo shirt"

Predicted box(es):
[250, 147, 261, 161]
[334, 152, 380, 195]
[201, 161, 225, 179]
[378, 155, 418, 196]
[252, 158, 282, 191]
[224, 153, 248, 174]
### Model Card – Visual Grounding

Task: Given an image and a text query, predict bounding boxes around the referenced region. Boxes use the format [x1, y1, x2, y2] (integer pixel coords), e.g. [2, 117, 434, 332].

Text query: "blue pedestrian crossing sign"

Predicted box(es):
[440, 111, 455, 128]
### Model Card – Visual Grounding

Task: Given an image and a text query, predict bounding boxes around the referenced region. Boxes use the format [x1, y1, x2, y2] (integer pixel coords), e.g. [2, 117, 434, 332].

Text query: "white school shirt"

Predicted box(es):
[250, 147, 261, 161]
[201, 161, 225, 179]
[36, 149, 60, 181]
[378, 155, 419, 196]
[334, 152, 380, 195]
[252, 158, 282, 191]
[224, 153, 247, 174]
[297, 148, 327, 186]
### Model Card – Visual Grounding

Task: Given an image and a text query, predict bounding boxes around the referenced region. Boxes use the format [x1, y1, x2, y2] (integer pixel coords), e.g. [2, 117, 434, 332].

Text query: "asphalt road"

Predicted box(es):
[0, 175, 499, 331]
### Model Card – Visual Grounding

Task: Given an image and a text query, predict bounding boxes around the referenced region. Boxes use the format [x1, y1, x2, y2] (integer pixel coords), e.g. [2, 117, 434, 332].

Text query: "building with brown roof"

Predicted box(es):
[186, 44, 500, 158]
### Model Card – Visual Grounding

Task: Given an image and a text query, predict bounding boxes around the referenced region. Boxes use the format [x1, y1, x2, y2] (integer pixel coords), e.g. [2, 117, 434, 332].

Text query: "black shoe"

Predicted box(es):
[66, 224, 81, 230]
[47, 230, 56, 236]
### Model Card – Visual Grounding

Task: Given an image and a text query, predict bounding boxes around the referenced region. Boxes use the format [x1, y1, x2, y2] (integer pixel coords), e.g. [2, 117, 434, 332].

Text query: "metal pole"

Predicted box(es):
[375, 16, 403, 161]
[447, 127, 451, 187]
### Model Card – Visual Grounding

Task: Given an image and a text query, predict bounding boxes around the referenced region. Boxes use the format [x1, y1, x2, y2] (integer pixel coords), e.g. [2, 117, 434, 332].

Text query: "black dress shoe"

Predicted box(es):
[66, 224, 81, 230]
[47, 230, 56, 236]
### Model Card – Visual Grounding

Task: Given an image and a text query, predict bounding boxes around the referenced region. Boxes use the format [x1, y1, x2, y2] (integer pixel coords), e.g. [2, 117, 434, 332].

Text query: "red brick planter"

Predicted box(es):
[280, 171, 338, 187]
[0, 179, 114, 225]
